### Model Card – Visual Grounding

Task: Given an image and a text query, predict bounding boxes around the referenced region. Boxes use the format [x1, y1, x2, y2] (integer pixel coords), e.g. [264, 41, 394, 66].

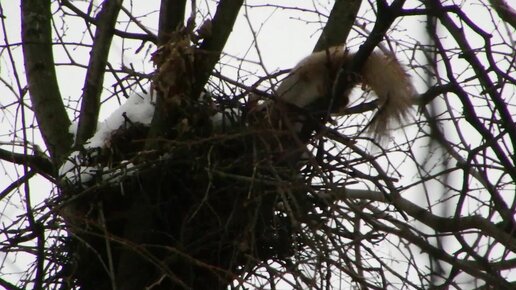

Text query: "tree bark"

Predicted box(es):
[192, 0, 244, 98]
[21, 0, 72, 165]
[313, 0, 362, 52]
[75, 0, 123, 147]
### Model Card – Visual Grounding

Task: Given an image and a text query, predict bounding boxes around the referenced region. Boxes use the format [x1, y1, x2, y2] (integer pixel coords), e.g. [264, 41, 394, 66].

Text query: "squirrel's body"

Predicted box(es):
[276, 46, 415, 136]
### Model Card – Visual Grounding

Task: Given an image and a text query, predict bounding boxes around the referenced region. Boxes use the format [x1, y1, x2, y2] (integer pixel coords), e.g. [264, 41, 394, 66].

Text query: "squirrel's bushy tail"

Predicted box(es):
[360, 51, 416, 137]
[275, 46, 415, 138]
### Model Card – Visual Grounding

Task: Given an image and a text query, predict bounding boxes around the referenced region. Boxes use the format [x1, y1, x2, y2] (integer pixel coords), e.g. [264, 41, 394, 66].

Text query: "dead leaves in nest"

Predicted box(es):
[150, 22, 217, 138]
[151, 33, 196, 110]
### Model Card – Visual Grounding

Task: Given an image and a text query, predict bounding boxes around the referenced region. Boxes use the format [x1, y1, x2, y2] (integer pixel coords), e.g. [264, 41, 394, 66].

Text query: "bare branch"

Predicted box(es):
[428, 1, 516, 165]
[0, 170, 36, 201]
[21, 0, 73, 163]
[313, 0, 362, 52]
[324, 188, 516, 253]
[0, 278, 23, 290]
[75, 0, 123, 147]
[332, 0, 407, 111]
[59, 0, 157, 43]
[157, 0, 187, 45]
[192, 0, 244, 98]
[488, 0, 516, 29]
[0, 148, 54, 178]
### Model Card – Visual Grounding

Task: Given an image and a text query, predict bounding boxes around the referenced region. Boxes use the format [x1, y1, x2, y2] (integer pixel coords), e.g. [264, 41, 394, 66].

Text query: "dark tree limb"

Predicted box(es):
[75, 0, 123, 147]
[428, 0, 516, 172]
[59, 0, 157, 43]
[488, 0, 516, 29]
[115, 1, 188, 288]
[192, 0, 244, 99]
[0, 278, 23, 290]
[157, 0, 187, 45]
[332, 0, 407, 103]
[0, 148, 54, 179]
[0, 170, 36, 202]
[21, 0, 73, 164]
[417, 83, 454, 110]
[339, 189, 516, 253]
[145, 0, 243, 148]
[313, 0, 362, 52]
[143, 0, 187, 148]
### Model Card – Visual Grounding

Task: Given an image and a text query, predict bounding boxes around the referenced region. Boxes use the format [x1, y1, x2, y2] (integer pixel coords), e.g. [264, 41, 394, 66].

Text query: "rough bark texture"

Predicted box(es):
[192, 0, 244, 98]
[488, 0, 516, 29]
[145, 0, 187, 150]
[75, 0, 123, 147]
[158, 0, 187, 44]
[21, 0, 72, 164]
[313, 0, 362, 52]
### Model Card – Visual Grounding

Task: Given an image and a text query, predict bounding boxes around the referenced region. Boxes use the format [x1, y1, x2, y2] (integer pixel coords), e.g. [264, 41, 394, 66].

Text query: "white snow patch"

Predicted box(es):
[86, 91, 155, 149]
[59, 91, 155, 184]
[101, 161, 137, 183]
[211, 107, 242, 132]
[69, 122, 78, 140]
[59, 151, 98, 185]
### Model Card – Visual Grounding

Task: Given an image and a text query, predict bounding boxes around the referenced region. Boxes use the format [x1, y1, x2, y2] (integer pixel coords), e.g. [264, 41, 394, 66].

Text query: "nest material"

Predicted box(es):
[62, 112, 308, 288]
[60, 30, 317, 289]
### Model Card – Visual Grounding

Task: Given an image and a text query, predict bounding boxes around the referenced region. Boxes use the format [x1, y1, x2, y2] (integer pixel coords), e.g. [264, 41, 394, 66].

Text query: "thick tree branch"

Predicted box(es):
[157, 0, 187, 45]
[192, 0, 244, 98]
[143, 0, 187, 147]
[145, 0, 243, 148]
[59, 0, 157, 43]
[21, 0, 73, 164]
[0, 148, 54, 178]
[116, 1, 188, 287]
[488, 0, 516, 29]
[417, 83, 454, 109]
[0, 278, 22, 290]
[313, 0, 362, 52]
[331, 0, 406, 112]
[75, 0, 123, 147]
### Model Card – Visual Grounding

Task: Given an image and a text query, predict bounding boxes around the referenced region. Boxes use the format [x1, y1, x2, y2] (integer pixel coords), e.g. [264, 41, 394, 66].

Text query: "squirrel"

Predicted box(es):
[275, 46, 416, 137]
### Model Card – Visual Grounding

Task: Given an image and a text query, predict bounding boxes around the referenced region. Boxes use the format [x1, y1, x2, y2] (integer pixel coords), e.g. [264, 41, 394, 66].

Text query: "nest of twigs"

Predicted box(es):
[59, 33, 316, 290]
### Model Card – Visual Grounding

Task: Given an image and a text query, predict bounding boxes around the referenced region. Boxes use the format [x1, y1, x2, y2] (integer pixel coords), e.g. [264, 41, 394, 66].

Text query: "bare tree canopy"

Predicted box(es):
[0, 0, 514, 289]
